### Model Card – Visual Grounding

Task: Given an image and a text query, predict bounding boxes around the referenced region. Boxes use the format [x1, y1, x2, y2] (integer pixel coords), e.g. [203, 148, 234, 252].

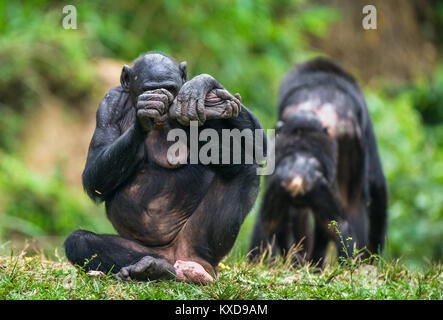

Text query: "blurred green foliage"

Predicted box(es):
[367, 89, 443, 268]
[411, 64, 443, 127]
[0, 153, 113, 240]
[82, 0, 340, 131]
[0, 0, 97, 151]
[0, 1, 442, 268]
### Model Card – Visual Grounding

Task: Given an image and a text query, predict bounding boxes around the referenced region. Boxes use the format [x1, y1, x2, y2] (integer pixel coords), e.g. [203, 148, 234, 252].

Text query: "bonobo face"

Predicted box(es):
[120, 53, 187, 101]
[276, 112, 330, 197]
[278, 152, 323, 198]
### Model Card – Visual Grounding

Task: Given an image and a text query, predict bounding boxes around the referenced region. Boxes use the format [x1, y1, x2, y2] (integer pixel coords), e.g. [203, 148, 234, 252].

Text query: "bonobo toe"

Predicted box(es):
[115, 256, 176, 282]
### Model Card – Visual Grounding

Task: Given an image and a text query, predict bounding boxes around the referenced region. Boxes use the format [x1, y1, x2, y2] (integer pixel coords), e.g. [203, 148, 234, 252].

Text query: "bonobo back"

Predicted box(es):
[249, 57, 388, 265]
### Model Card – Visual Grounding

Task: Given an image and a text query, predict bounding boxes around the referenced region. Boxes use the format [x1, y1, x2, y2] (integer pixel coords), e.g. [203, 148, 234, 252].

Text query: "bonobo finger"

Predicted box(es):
[137, 94, 169, 108]
[144, 109, 162, 119]
[157, 88, 175, 103]
[231, 100, 240, 118]
[205, 90, 220, 103]
[141, 93, 169, 102]
[172, 98, 182, 118]
[183, 98, 198, 125]
[137, 99, 162, 109]
[136, 109, 154, 131]
[143, 89, 174, 105]
[120, 268, 129, 277]
[137, 101, 166, 114]
[138, 107, 161, 119]
[204, 108, 220, 119]
[168, 100, 178, 119]
[143, 88, 173, 97]
[205, 101, 234, 120]
[137, 109, 150, 120]
[231, 95, 242, 108]
[234, 93, 242, 102]
[196, 98, 206, 125]
[115, 268, 130, 281]
[177, 99, 191, 126]
[212, 89, 236, 101]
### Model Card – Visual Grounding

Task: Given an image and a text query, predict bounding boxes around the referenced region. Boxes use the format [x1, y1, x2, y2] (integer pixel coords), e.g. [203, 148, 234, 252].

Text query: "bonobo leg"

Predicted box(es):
[177, 167, 260, 275]
[310, 222, 330, 266]
[366, 127, 389, 255]
[367, 167, 388, 255]
[288, 207, 313, 263]
[249, 216, 279, 262]
[305, 179, 355, 259]
[248, 180, 292, 262]
[64, 230, 175, 281]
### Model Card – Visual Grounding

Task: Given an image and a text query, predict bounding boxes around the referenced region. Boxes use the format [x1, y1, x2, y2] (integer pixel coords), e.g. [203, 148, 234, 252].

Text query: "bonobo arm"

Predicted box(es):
[204, 104, 266, 177]
[259, 176, 293, 237]
[305, 178, 355, 257]
[170, 74, 266, 177]
[169, 74, 225, 126]
[82, 87, 146, 202]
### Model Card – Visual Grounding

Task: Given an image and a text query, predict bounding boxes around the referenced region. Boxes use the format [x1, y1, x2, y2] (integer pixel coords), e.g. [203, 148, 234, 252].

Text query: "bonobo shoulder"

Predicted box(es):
[96, 86, 130, 126]
[99, 86, 128, 111]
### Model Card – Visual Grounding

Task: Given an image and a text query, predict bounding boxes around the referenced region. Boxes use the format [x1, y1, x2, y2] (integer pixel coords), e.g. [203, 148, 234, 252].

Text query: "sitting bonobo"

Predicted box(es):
[64, 52, 264, 283]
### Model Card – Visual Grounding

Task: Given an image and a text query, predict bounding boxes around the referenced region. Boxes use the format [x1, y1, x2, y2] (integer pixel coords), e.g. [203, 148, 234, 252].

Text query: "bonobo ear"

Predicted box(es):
[120, 64, 133, 90]
[179, 61, 188, 83]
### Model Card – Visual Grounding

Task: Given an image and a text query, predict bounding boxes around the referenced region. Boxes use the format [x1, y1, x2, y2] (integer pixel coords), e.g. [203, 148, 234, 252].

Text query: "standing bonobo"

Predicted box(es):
[64, 52, 264, 283]
[249, 58, 388, 265]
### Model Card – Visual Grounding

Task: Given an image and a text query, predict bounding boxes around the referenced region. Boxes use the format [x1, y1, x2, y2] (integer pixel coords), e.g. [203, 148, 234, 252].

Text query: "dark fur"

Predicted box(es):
[64, 52, 264, 278]
[249, 57, 388, 265]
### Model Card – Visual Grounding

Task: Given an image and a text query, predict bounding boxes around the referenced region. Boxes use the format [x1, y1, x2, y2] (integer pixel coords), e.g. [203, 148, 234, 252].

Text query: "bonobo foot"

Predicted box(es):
[115, 256, 214, 284]
[174, 260, 214, 285]
[115, 256, 176, 281]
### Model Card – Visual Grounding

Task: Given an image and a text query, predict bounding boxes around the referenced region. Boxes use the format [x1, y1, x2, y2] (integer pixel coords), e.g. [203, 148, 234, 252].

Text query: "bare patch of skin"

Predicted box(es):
[128, 181, 142, 196]
[146, 129, 188, 168]
[282, 175, 305, 196]
[147, 195, 171, 212]
[283, 102, 359, 138]
[174, 260, 214, 284]
[316, 103, 338, 136]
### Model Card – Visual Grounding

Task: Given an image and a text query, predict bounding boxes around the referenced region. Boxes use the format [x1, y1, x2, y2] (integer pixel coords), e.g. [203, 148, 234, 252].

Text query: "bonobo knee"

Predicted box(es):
[64, 229, 96, 268]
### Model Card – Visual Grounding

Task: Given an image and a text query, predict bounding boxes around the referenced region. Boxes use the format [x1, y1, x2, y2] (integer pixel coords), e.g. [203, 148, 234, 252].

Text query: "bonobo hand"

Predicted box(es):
[136, 88, 174, 131]
[169, 74, 241, 126]
[204, 89, 241, 120]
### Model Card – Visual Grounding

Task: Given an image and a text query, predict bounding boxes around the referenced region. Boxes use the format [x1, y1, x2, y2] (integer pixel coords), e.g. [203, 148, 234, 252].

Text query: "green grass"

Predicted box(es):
[0, 248, 441, 300]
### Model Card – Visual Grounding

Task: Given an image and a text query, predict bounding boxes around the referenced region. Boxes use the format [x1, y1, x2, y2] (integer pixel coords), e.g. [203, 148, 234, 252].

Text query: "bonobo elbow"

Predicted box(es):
[82, 168, 106, 203]
[192, 73, 220, 87]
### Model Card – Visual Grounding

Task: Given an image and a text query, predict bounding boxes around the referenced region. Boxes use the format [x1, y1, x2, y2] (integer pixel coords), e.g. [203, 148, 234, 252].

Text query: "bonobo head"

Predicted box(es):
[275, 112, 337, 197]
[120, 52, 188, 103]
